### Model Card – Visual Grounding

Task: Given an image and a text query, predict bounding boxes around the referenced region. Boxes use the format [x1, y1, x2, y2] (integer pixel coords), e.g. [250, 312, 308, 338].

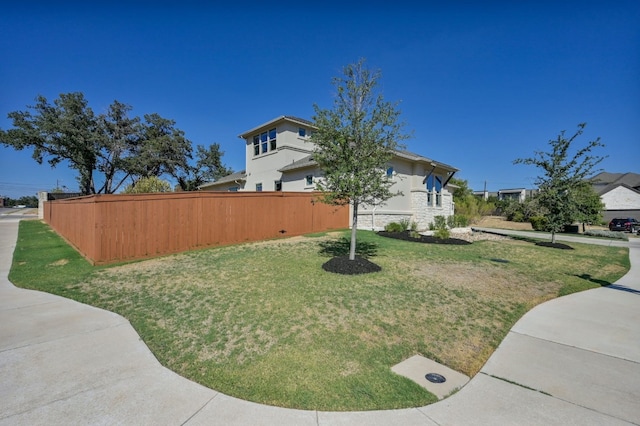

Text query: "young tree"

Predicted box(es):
[573, 182, 604, 231]
[514, 123, 605, 243]
[312, 59, 408, 261]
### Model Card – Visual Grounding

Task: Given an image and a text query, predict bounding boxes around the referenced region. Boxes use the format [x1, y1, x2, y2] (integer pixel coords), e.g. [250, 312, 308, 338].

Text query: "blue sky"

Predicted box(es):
[1, 1, 638, 198]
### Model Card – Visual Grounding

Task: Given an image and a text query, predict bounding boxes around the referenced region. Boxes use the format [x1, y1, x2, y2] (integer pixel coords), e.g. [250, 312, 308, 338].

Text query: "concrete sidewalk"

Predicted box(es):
[1, 220, 639, 425]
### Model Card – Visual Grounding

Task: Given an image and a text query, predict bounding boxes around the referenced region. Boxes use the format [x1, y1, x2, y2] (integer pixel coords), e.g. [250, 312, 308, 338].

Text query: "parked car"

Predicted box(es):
[608, 217, 639, 232]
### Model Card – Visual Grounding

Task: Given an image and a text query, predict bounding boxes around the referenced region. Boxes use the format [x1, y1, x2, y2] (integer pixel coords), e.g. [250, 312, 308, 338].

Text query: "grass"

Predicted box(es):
[9, 220, 630, 411]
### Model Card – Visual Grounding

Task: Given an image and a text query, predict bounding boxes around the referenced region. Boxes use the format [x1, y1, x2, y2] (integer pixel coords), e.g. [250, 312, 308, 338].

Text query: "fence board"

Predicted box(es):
[44, 192, 348, 264]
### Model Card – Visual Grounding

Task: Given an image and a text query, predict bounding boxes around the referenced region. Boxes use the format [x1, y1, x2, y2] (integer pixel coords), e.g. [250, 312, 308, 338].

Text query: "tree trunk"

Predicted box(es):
[350, 202, 358, 261]
[551, 230, 556, 244]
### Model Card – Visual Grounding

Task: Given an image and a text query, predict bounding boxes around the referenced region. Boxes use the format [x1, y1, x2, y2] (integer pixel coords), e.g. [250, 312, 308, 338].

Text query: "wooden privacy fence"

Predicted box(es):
[43, 191, 349, 265]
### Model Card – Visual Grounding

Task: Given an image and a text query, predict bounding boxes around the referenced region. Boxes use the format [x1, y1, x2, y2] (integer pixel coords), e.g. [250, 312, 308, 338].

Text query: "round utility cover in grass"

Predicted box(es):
[322, 255, 382, 275]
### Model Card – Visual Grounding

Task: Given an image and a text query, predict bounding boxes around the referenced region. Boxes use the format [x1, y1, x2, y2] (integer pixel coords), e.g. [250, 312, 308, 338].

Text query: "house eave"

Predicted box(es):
[238, 116, 317, 140]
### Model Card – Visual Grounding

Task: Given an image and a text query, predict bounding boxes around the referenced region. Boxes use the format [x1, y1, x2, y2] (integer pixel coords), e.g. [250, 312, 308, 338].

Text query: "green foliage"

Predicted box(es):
[447, 214, 469, 228]
[409, 230, 421, 238]
[512, 211, 525, 222]
[1, 195, 38, 207]
[312, 59, 409, 260]
[529, 216, 548, 231]
[450, 178, 495, 223]
[177, 143, 234, 191]
[573, 182, 604, 225]
[434, 228, 451, 239]
[398, 218, 411, 231]
[514, 123, 605, 243]
[384, 222, 405, 232]
[0, 93, 197, 195]
[433, 215, 447, 230]
[123, 176, 172, 194]
[449, 177, 473, 199]
[429, 215, 450, 238]
[583, 230, 629, 240]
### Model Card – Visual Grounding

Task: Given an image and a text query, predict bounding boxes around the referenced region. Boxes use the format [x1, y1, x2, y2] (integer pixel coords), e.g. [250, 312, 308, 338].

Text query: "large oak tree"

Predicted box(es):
[0, 92, 199, 194]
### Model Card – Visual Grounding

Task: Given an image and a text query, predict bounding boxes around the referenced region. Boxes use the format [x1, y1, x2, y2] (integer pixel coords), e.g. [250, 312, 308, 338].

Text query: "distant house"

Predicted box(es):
[199, 115, 459, 230]
[473, 188, 538, 202]
[589, 172, 640, 222]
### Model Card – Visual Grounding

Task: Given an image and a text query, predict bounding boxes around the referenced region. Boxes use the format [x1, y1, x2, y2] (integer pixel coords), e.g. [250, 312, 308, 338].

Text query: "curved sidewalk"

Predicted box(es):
[1, 220, 639, 425]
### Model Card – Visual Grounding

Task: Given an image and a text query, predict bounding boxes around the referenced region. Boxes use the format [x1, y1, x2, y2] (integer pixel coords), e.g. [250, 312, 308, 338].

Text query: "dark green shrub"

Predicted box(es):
[434, 228, 450, 239]
[398, 218, 411, 231]
[529, 216, 548, 231]
[512, 211, 525, 222]
[447, 214, 469, 228]
[384, 222, 404, 232]
[430, 215, 450, 239]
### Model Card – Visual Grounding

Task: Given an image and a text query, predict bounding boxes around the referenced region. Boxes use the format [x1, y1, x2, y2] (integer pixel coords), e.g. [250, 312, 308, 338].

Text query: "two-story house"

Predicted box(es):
[199, 116, 459, 230]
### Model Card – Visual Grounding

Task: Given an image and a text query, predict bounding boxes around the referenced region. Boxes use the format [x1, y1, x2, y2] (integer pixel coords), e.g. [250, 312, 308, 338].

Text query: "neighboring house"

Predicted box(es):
[589, 172, 640, 222]
[473, 188, 538, 202]
[199, 115, 459, 230]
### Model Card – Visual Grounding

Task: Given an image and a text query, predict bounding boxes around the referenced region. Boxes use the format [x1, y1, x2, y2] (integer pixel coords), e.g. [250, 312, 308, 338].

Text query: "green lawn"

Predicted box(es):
[9, 220, 630, 411]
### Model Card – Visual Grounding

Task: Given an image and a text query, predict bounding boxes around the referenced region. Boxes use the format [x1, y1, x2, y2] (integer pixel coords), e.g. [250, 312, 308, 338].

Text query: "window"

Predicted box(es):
[269, 128, 277, 151]
[386, 167, 394, 178]
[305, 174, 313, 186]
[426, 175, 434, 205]
[256, 183, 262, 192]
[253, 135, 260, 156]
[260, 132, 268, 154]
[274, 180, 282, 191]
[253, 128, 277, 155]
[298, 127, 306, 137]
[228, 186, 239, 192]
[435, 176, 442, 206]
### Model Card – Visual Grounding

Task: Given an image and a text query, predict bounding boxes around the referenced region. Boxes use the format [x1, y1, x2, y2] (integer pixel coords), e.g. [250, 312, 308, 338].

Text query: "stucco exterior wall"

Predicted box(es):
[601, 186, 640, 210]
[243, 122, 314, 191]
[280, 168, 319, 191]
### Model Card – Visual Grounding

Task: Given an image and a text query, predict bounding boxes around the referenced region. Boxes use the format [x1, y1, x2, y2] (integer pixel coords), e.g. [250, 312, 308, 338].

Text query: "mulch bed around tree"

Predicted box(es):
[535, 241, 574, 250]
[322, 256, 382, 275]
[377, 231, 473, 245]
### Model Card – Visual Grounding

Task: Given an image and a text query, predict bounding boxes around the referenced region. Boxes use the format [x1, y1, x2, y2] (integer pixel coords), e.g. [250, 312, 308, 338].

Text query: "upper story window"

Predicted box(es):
[386, 167, 394, 178]
[298, 127, 306, 137]
[305, 174, 313, 186]
[269, 128, 277, 151]
[253, 128, 277, 156]
[260, 132, 268, 153]
[256, 183, 263, 192]
[274, 180, 282, 191]
[253, 135, 260, 156]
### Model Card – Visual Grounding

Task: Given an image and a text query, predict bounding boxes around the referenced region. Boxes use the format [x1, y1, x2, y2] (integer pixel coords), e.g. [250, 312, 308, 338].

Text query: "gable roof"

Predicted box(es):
[278, 150, 458, 173]
[590, 172, 640, 192]
[239, 116, 315, 139]
[198, 170, 247, 190]
[589, 172, 640, 198]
